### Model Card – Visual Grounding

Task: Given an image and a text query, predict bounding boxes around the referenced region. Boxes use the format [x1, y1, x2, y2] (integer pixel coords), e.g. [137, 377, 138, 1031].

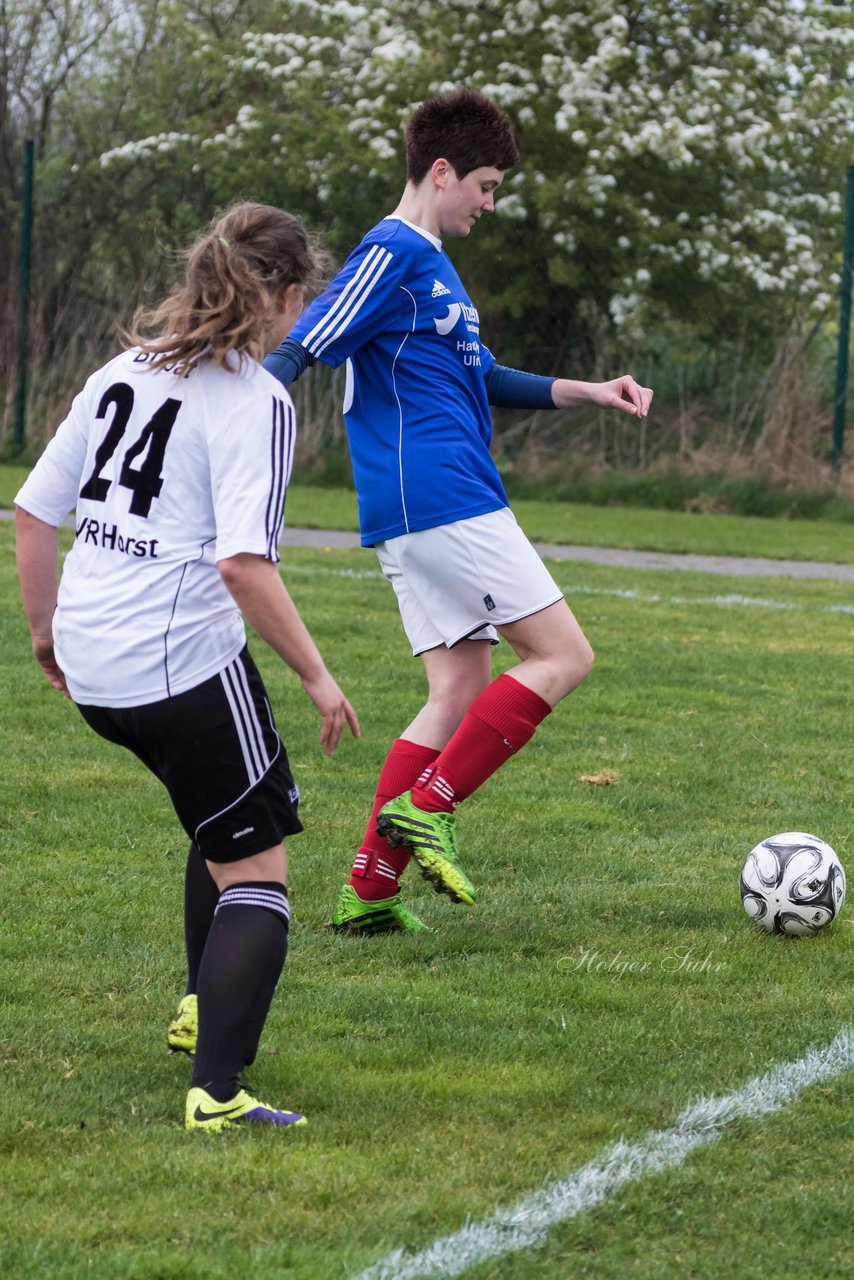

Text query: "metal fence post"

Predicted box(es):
[832, 164, 854, 471]
[13, 139, 35, 454]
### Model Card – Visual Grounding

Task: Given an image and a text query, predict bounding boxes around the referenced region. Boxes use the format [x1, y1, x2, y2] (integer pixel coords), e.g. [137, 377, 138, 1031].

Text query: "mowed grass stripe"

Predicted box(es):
[281, 559, 854, 614]
[356, 1028, 854, 1280]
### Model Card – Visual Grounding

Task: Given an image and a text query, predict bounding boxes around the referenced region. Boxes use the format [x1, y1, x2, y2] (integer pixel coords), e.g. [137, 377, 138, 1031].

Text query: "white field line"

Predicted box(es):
[352, 1028, 854, 1280]
[560, 583, 854, 615]
[284, 563, 854, 615]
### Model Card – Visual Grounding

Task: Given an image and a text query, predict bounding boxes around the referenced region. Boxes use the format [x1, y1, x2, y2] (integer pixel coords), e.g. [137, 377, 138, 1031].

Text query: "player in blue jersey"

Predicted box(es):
[264, 89, 653, 932]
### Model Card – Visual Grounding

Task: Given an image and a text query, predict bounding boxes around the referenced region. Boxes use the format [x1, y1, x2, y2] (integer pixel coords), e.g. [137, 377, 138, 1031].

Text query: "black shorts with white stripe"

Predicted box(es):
[77, 646, 303, 861]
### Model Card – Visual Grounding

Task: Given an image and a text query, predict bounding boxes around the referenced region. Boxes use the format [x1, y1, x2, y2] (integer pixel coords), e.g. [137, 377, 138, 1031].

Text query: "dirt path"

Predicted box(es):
[2, 510, 850, 580]
[279, 527, 854, 582]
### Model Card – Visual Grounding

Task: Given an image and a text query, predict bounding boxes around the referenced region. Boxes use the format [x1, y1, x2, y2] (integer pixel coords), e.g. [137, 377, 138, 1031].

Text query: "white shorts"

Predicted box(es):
[375, 508, 564, 656]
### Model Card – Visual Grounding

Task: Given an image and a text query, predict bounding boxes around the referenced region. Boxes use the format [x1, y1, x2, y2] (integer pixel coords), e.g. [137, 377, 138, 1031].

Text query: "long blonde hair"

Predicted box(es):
[129, 202, 322, 375]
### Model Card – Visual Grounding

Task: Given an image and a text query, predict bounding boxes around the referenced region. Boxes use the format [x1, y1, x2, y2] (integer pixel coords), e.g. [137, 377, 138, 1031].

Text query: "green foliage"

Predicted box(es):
[504, 471, 854, 523]
[3, 3, 853, 480]
[5, 2, 854, 369]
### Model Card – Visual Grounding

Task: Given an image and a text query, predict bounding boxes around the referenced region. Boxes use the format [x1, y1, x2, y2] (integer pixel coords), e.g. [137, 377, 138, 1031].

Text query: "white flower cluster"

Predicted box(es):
[100, 131, 194, 166]
[96, 0, 853, 332]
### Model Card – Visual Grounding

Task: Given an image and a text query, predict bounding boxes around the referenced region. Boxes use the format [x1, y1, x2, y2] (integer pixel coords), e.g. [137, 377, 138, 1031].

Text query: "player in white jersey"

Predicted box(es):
[15, 201, 359, 1131]
[263, 90, 652, 936]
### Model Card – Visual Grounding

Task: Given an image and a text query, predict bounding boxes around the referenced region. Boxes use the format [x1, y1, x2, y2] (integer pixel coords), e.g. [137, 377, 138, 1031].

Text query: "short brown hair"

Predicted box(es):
[405, 88, 519, 184]
[129, 201, 322, 375]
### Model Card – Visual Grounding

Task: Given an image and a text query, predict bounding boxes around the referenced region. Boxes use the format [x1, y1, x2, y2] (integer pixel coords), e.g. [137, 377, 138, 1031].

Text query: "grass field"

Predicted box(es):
[2, 465, 853, 564]
[1, 523, 852, 1279]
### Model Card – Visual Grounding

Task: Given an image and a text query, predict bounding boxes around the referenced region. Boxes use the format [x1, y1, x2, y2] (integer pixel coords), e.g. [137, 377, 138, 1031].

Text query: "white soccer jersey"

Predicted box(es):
[15, 348, 296, 707]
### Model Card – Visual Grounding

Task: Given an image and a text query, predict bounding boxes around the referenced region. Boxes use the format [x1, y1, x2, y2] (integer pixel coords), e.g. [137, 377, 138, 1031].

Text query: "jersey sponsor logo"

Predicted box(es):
[75, 516, 160, 558]
[431, 279, 451, 298]
[434, 303, 461, 335]
[434, 300, 480, 336]
[457, 339, 481, 368]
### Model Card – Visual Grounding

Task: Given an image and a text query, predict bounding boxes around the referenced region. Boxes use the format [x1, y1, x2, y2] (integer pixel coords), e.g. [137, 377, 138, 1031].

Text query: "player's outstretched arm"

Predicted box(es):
[551, 375, 654, 417]
[218, 552, 360, 756]
[483, 365, 652, 418]
[15, 506, 70, 697]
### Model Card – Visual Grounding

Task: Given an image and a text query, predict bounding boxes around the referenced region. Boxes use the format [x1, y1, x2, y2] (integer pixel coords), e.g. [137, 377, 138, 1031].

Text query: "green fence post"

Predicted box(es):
[13, 139, 35, 454]
[832, 164, 854, 472]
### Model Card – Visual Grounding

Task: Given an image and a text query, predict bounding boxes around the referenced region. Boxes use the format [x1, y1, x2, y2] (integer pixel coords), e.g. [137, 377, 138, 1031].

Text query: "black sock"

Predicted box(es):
[183, 844, 220, 995]
[191, 882, 289, 1102]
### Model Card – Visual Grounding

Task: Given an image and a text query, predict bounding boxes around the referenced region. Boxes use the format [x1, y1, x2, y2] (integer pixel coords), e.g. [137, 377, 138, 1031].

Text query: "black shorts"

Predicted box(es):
[77, 647, 303, 862]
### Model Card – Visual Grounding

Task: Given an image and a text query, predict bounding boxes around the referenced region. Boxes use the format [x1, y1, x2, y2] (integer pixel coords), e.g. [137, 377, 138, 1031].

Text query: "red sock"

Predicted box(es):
[349, 739, 440, 900]
[412, 674, 551, 814]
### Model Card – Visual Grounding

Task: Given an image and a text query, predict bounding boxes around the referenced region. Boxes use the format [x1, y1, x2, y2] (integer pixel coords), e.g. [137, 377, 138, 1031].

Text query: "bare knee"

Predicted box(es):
[422, 643, 492, 726]
[555, 634, 595, 701]
[426, 675, 488, 735]
[576, 635, 595, 682]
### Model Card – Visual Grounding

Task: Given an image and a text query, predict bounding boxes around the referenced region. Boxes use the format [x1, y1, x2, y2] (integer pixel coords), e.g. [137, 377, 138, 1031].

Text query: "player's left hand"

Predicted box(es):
[32, 634, 70, 697]
[591, 375, 654, 418]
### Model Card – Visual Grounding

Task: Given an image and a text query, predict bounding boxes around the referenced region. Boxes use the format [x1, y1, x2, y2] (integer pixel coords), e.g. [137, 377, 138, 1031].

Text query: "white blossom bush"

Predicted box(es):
[8, 0, 853, 453]
[98, 0, 853, 365]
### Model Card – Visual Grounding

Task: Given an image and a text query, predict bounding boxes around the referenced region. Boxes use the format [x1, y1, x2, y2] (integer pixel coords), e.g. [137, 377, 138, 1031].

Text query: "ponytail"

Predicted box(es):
[128, 202, 322, 376]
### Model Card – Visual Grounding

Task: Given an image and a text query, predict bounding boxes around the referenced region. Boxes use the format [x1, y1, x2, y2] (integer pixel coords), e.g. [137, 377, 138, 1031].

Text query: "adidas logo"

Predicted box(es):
[431, 279, 451, 298]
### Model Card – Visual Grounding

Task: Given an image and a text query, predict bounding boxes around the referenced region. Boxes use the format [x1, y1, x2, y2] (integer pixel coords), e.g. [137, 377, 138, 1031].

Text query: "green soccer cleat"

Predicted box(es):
[185, 1086, 307, 1133]
[329, 883, 425, 934]
[376, 792, 476, 905]
[167, 993, 198, 1058]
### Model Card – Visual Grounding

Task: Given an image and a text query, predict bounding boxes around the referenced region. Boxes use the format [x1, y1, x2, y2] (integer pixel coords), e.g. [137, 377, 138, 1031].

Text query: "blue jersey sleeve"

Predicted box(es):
[289, 238, 401, 369]
[262, 337, 314, 388]
[484, 363, 556, 409]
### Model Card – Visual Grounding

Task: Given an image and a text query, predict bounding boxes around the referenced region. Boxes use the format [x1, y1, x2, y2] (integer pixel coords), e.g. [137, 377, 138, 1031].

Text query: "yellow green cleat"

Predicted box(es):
[376, 792, 476, 905]
[167, 993, 198, 1058]
[185, 1086, 307, 1132]
[329, 884, 425, 933]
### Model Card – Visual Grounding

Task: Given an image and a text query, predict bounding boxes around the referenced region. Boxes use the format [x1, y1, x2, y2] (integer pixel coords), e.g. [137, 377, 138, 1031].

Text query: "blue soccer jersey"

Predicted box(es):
[289, 217, 508, 545]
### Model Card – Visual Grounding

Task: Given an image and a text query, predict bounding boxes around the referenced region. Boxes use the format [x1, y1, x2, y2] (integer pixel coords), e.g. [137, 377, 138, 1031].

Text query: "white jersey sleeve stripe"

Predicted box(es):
[302, 245, 393, 357]
[312, 248, 393, 358]
[265, 397, 291, 560]
[301, 243, 388, 350]
[220, 657, 270, 783]
[283, 399, 296, 492]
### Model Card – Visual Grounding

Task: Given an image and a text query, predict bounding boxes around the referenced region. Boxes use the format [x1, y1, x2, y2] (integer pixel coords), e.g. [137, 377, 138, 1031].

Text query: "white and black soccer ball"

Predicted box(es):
[740, 832, 846, 936]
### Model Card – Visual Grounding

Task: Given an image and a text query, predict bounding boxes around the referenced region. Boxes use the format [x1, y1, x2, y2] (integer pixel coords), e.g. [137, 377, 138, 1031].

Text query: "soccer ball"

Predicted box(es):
[739, 832, 846, 937]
